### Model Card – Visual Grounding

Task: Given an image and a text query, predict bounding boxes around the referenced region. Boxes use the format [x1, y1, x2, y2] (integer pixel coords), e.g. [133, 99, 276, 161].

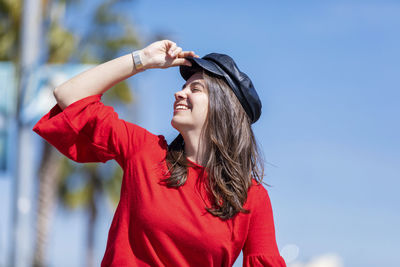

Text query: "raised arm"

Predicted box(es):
[53, 40, 197, 109]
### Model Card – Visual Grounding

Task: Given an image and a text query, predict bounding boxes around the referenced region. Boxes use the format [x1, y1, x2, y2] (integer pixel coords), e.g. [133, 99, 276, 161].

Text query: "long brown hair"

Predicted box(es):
[161, 70, 265, 220]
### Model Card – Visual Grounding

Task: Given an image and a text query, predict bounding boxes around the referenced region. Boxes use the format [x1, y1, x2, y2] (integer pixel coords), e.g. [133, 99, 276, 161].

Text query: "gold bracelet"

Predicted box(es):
[131, 50, 144, 72]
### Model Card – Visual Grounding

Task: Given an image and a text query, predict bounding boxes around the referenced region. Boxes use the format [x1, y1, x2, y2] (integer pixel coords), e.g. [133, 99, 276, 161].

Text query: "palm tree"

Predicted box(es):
[1, 0, 141, 266]
[35, 1, 140, 266]
[57, 160, 123, 267]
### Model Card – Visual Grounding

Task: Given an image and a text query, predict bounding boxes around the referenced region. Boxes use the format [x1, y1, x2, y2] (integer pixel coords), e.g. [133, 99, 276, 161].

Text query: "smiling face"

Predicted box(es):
[171, 72, 209, 134]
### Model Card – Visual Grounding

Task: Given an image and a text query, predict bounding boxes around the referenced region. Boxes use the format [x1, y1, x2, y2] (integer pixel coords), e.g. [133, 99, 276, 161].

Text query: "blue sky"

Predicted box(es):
[1, 0, 399, 266]
[131, 1, 400, 267]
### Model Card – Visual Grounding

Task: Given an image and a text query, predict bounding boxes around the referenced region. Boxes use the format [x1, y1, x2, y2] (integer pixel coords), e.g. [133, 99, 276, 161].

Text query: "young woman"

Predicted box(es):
[33, 40, 286, 267]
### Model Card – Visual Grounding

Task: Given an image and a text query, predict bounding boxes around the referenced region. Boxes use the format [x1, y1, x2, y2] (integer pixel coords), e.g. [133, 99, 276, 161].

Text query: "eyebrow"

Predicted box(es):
[182, 81, 205, 90]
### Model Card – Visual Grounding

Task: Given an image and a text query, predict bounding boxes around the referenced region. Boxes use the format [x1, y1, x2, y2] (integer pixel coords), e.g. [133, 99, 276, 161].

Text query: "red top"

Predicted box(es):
[33, 95, 286, 267]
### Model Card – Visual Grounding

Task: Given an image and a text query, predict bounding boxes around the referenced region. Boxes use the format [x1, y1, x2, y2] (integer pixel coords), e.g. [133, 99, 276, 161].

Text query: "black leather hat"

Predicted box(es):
[180, 53, 262, 124]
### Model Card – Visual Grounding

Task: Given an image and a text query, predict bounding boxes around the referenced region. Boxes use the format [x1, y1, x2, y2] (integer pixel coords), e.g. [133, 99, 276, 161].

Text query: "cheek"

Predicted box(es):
[197, 96, 209, 113]
[189, 95, 209, 120]
[198, 105, 208, 125]
[199, 104, 208, 114]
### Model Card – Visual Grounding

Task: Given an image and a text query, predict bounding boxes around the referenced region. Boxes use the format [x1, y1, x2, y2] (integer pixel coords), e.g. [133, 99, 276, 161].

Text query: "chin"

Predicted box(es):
[170, 117, 181, 131]
[171, 117, 190, 132]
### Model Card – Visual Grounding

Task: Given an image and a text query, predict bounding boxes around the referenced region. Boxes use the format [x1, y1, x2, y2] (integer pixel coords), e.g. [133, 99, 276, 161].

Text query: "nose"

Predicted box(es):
[174, 88, 187, 100]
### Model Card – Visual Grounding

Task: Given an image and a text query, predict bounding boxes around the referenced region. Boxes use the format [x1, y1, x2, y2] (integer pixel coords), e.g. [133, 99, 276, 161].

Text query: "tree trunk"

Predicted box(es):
[86, 172, 98, 267]
[33, 143, 63, 267]
[87, 198, 97, 267]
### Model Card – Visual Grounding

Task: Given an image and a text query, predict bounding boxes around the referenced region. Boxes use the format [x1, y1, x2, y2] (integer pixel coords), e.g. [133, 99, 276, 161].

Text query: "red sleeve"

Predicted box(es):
[242, 185, 286, 267]
[33, 94, 141, 166]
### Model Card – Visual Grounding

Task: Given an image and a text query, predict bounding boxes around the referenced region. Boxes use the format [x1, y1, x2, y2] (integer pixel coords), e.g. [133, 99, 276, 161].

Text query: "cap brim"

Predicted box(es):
[180, 57, 225, 81]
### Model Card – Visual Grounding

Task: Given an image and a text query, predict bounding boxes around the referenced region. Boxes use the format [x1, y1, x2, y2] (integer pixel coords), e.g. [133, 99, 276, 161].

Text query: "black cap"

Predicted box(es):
[180, 53, 262, 124]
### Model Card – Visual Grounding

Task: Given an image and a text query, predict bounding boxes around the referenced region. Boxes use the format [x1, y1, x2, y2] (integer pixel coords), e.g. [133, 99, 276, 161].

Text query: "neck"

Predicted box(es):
[181, 130, 205, 166]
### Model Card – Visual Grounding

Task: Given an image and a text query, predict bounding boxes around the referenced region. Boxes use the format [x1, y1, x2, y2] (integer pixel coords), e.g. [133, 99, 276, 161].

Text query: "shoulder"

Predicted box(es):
[123, 121, 168, 156]
[249, 179, 269, 198]
[245, 179, 272, 210]
[126, 122, 167, 145]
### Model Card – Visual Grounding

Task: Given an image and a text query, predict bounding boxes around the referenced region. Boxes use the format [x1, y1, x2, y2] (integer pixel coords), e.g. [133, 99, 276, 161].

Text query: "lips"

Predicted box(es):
[174, 102, 191, 111]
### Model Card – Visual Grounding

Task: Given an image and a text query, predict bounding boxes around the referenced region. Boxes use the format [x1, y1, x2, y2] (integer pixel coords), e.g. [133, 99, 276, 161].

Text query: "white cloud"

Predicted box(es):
[281, 244, 300, 263]
[288, 253, 344, 267]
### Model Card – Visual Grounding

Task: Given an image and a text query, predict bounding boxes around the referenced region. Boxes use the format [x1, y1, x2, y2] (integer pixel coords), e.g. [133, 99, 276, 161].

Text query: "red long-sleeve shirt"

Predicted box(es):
[33, 94, 286, 267]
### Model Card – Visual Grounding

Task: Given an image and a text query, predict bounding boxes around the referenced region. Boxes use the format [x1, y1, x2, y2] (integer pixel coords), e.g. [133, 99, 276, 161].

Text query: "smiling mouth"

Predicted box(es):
[175, 104, 189, 111]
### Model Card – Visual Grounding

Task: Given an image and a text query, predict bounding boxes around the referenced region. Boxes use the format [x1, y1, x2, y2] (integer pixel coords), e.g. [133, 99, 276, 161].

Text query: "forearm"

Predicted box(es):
[53, 40, 196, 110]
[53, 52, 139, 110]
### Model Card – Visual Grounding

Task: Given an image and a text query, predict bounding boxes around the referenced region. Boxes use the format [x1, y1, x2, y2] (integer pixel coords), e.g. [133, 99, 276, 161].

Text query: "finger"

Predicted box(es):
[170, 58, 192, 67]
[168, 43, 178, 57]
[177, 51, 197, 58]
[187, 51, 200, 58]
[165, 40, 176, 49]
[171, 47, 183, 57]
[170, 46, 182, 58]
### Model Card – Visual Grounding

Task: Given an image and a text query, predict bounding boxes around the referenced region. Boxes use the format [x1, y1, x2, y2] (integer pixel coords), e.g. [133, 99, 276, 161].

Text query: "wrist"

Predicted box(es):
[131, 50, 145, 72]
[139, 49, 153, 70]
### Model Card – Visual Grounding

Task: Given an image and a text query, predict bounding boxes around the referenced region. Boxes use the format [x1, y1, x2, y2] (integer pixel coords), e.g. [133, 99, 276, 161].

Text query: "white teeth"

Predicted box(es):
[176, 105, 189, 110]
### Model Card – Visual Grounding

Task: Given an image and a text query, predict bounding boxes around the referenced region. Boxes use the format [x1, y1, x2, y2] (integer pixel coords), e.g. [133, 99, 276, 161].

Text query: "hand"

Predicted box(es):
[139, 40, 199, 70]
